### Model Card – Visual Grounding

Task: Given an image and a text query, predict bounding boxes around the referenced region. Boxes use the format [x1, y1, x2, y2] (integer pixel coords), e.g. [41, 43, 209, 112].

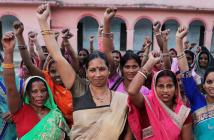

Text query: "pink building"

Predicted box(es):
[1, 0, 214, 65]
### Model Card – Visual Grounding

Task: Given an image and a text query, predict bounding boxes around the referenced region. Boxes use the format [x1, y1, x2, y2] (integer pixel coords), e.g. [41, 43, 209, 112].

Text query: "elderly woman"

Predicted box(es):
[2, 31, 69, 140]
[36, 4, 132, 139]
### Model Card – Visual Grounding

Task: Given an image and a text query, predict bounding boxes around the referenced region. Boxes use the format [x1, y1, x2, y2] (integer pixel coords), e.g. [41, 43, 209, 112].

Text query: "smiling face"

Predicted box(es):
[49, 62, 63, 85]
[86, 58, 110, 87]
[199, 53, 208, 68]
[122, 59, 140, 81]
[28, 80, 48, 108]
[203, 72, 214, 98]
[155, 76, 176, 105]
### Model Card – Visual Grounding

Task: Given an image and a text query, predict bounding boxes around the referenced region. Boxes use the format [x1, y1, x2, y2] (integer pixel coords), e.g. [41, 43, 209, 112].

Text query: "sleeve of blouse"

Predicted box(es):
[71, 75, 89, 97]
[181, 76, 206, 112]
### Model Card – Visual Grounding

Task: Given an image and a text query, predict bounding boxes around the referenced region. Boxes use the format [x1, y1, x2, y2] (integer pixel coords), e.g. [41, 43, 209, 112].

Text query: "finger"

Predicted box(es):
[106, 8, 111, 14]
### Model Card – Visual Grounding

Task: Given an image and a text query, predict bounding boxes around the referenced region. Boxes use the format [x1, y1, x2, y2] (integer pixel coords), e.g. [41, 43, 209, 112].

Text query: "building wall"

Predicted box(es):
[0, 2, 214, 56]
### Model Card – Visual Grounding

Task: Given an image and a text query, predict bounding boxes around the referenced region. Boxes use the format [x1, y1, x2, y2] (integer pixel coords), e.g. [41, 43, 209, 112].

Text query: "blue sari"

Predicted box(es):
[0, 70, 23, 140]
[182, 76, 214, 140]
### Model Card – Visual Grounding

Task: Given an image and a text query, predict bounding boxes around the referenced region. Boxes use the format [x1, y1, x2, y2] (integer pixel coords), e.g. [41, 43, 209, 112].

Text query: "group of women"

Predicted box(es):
[0, 3, 214, 140]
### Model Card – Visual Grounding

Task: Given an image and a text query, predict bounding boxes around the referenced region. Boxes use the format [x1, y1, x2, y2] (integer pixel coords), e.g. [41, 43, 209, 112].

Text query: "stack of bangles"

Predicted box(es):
[137, 68, 149, 80]
[162, 53, 170, 57]
[2, 63, 14, 69]
[41, 29, 54, 36]
[102, 32, 113, 39]
[177, 52, 185, 60]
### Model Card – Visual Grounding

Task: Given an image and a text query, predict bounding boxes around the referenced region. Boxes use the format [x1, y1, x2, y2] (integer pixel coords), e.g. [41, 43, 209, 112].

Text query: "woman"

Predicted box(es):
[13, 20, 73, 127]
[36, 4, 131, 139]
[127, 51, 192, 140]
[111, 51, 149, 95]
[195, 47, 214, 83]
[176, 26, 214, 140]
[2, 31, 69, 139]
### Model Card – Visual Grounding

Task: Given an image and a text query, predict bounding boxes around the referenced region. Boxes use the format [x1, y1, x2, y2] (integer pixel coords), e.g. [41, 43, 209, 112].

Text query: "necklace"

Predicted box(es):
[90, 86, 110, 102]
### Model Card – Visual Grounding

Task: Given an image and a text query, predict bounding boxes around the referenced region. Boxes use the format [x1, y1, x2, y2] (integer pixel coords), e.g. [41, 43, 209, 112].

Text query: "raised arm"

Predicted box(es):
[13, 21, 43, 77]
[153, 21, 163, 51]
[161, 29, 171, 69]
[141, 37, 151, 67]
[61, 28, 79, 72]
[37, 4, 75, 89]
[29, 31, 46, 69]
[102, 8, 117, 77]
[2, 32, 21, 114]
[89, 35, 94, 53]
[128, 51, 161, 108]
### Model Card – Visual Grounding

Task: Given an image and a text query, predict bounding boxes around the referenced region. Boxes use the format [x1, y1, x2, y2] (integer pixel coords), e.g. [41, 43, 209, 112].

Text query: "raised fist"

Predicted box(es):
[153, 21, 161, 33]
[37, 3, 50, 21]
[104, 7, 117, 22]
[176, 26, 188, 39]
[61, 28, 73, 39]
[13, 20, 24, 36]
[1, 31, 16, 53]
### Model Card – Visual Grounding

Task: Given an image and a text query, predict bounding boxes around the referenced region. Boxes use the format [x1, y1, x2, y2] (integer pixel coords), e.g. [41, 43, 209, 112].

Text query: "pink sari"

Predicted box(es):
[128, 71, 190, 140]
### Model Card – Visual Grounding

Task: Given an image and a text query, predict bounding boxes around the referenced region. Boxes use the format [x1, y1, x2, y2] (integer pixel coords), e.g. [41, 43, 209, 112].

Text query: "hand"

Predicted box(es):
[61, 28, 73, 39]
[153, 21, 161, 33]
[148, 51, 161, 65]
[176, 26, 188, 39]
[104, 7, 117, 22]
[28, 31, 38, 44]
[161, 29, 170, 42]
[3, 112, 13, 122]
[89, 35, 95, 42]
[13, 20, 24, 36]
[143, 36, 152, 48]
[36, 3, 50, 22]
[98, 25, 103, 36]
[1, 31, 16, 53]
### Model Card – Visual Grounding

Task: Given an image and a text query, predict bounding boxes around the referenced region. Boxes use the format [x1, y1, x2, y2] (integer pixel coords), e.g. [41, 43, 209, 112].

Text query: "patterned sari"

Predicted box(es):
[128, 70, 190, 140]
[17, 76, 70, 140]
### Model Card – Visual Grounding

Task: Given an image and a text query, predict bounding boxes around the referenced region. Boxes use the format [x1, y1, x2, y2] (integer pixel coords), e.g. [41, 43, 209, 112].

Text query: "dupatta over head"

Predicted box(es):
[128, 70, 190, 140]
[20, 76, 70, 140]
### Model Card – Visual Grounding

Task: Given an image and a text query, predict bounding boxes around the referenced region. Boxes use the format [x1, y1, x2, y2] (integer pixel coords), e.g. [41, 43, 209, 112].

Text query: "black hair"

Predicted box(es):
[185, 50, 195, 60]
[126, 50, 134, 54]
[85, 51, 109, 69]
[136, 50, 144, 56]
[112, 50, 122, 59]
[203, 66, 214, 84]
[155, 70, 178, 88]
[169, 48, 177, 56]
[120, 52, 141, 69]
[78, 48, 89, 55]
[26, 77, 47, 96]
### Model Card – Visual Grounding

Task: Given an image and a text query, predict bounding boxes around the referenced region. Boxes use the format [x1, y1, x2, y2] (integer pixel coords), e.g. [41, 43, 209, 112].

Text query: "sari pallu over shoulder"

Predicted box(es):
[71, 91, 128, 140]
[19, 76, 70, 140]
[128, 70, 190, 140]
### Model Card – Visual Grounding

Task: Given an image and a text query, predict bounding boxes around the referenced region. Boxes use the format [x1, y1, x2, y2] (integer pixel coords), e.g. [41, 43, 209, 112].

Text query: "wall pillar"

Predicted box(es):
[126, 28, 134, 50]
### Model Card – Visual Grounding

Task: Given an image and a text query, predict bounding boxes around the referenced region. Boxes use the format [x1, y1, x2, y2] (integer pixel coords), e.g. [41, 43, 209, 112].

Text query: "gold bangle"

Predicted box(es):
[41, 30, 54, 36]
[102, 32, 113, 39]
[177, 52, 185, 59]
[162, 53, 170, 57]
[18, 45, 27, 50]
[2, 63, 14, 69]
[138, 71, 147, 79]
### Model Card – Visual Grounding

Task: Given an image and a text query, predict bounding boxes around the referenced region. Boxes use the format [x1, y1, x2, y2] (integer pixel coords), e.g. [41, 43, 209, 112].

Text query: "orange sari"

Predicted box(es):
[43, 71, 73, 127]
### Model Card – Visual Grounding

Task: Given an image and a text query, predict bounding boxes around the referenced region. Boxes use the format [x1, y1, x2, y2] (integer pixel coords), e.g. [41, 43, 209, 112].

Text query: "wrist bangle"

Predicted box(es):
[18, 45, 27, 50]
[2, 63, 14, 69]
[138, 71, 147, 80]
[154, 32, 161, 36]
[102, 32, 113, 39]
[162, 53, 170, 57]
[41, 30, 54, 36]
[177, 52, 185, 59]
[141, 67, 150, 76]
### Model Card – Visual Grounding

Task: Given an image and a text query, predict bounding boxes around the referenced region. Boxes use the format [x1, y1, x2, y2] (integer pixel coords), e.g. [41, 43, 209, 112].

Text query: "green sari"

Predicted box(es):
[20, 76, 70, 140]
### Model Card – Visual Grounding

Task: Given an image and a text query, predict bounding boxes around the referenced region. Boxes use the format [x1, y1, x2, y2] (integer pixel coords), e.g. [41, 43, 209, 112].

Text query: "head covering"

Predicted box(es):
[128, 70, 190, 140]
[184, 49, 196, 69]
[23, 76, 57, 110]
